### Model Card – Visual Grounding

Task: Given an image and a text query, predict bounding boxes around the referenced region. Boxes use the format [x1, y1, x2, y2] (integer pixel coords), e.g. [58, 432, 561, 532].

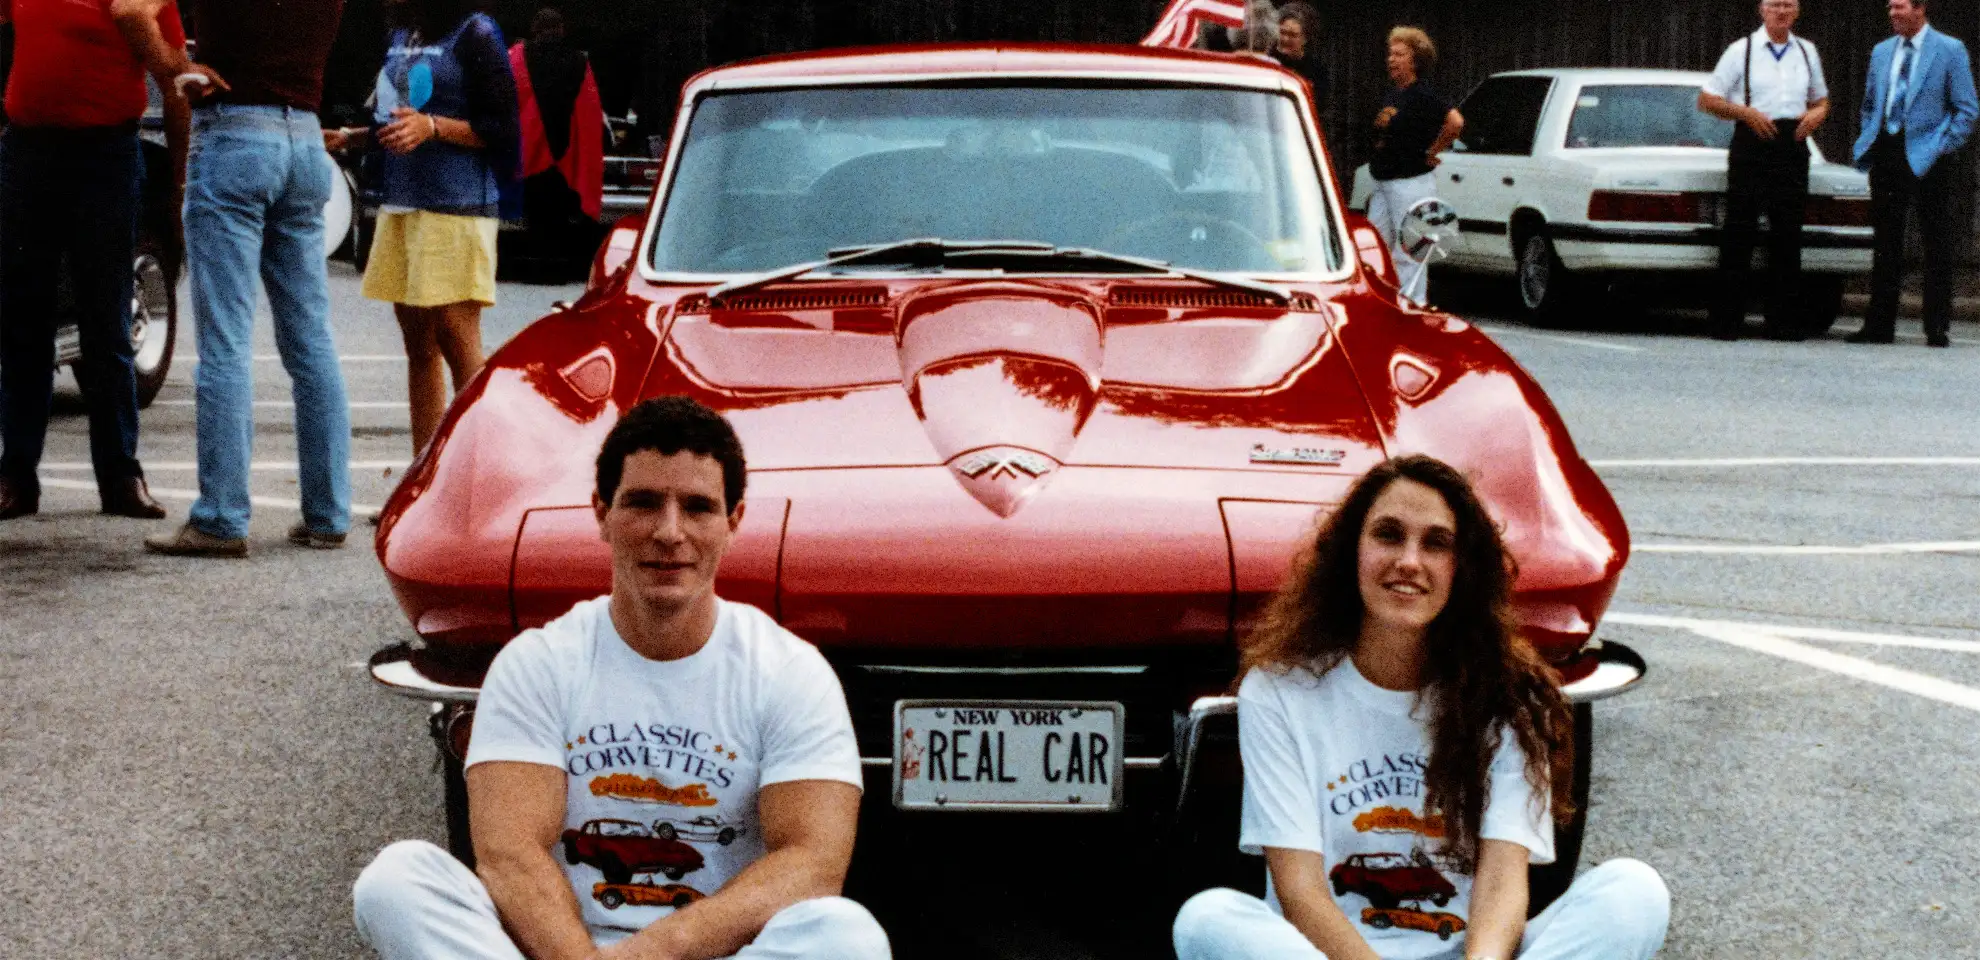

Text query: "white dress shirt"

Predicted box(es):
[1885, 24, 1934, 121]
[1704, 28, 1829, 120]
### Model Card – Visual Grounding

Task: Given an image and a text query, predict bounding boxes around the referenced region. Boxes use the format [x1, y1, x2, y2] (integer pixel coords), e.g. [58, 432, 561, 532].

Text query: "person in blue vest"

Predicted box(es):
[1848, 0, 1977, 348]
[1696, 0, 1829, 341]
[325, 0, 519, 453]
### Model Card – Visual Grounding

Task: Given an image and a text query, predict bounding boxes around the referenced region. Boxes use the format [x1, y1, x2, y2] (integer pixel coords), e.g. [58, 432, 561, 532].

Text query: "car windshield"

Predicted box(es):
[1563, 84, 1734, 149]
[650, 83, 1340, 275]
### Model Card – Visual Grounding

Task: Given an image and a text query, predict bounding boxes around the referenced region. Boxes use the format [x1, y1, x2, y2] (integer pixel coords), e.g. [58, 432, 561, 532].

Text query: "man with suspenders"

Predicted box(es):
[1698, 0, 1830, 341]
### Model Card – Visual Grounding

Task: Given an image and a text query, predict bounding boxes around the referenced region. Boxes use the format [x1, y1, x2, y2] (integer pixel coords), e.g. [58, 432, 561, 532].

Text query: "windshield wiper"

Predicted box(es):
[944, 245, 1292, 304]
[707, 238, 1050, 301]
[707, 238, 1291, 304]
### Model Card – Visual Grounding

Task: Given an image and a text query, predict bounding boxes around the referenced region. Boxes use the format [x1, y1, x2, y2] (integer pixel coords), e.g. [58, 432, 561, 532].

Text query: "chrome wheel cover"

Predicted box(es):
[130, 254, 171, 375]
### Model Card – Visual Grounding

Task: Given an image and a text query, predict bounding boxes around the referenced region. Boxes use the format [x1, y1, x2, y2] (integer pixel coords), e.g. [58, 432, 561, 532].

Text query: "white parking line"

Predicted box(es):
[151, 399, 409, 410]
[1607, 611, 1980, 655]
[1473, 324, 1649, 353]
[1636, 540, 1980, 555]
[1591, 456, 1980, 468]
[36, 477, 381, 517]
[41, 461, 409, 472]
[1609, 611, 1980, 714]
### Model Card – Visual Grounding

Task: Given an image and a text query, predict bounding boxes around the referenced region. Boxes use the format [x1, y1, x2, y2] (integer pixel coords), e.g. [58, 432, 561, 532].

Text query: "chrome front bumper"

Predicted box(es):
[368, 642, 479, 703]
[1560, 640, 1647, 704]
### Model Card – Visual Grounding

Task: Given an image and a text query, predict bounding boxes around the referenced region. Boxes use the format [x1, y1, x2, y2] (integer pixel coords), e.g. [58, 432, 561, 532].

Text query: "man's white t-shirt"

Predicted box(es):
[467, 596, 862, 935]
[1238, 660, 1553, 960]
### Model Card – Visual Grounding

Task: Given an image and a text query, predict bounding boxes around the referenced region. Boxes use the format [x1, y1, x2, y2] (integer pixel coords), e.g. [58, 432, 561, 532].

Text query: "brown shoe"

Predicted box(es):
[0, 476, 37, 520]
[101, 475, 167, 519]
[144, 523, 248, 558]
[287, 522, 348, 550]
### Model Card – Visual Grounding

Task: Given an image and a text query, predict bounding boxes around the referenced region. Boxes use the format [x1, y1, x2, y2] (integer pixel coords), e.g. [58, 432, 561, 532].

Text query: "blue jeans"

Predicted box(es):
[184, 105, 349, 538]
[0, 125, 144, 493]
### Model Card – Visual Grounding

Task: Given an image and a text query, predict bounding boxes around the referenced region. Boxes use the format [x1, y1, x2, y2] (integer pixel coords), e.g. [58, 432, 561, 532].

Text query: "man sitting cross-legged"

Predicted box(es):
[353, 396, 890, 960]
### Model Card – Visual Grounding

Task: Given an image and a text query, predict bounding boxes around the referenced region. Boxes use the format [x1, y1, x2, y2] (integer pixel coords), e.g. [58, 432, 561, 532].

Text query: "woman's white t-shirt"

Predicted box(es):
[467, 596, 861, 935]
[1238, 659, 1554, 959]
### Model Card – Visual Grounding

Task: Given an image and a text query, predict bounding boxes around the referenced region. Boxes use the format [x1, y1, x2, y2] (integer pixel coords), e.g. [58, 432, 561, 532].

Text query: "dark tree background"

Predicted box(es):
[318, 0, 1980, 267]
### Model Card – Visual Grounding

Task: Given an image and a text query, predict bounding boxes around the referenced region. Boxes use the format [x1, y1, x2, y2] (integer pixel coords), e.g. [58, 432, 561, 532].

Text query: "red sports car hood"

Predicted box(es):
[645, 278, 1389, 517]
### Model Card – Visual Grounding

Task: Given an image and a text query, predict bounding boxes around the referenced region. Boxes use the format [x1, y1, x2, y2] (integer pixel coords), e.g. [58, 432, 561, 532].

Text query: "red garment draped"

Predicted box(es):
[1142, 0, 1246, 48]
[511, 42, 605, 220]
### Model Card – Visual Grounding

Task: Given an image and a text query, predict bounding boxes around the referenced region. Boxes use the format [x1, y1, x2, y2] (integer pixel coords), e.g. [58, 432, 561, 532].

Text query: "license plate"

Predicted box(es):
[892, 700, 1124, 812]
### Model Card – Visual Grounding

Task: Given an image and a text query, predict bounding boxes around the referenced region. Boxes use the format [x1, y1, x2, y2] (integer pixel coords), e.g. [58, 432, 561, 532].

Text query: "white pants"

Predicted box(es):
[1173, 858, 1669, 960]
[1366, 173, 1440, 306]
[353, 840, 892, 960]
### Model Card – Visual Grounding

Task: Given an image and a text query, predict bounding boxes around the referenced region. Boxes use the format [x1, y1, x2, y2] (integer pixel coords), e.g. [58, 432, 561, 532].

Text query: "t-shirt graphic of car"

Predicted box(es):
[1362, 906, 1466, 941]
[592, 881, 706, 911]
[651, 814, 747, 846]
[1329, 850, 1457, 909]
[561, 818, 706, 884]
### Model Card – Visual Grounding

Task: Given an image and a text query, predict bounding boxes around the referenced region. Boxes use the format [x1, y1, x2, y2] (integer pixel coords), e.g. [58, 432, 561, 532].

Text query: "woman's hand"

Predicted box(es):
[377, 106, 438, 155]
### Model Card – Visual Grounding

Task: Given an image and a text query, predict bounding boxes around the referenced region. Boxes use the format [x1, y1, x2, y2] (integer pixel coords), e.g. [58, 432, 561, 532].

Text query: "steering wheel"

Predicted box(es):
[1099, 210, 1275, 269]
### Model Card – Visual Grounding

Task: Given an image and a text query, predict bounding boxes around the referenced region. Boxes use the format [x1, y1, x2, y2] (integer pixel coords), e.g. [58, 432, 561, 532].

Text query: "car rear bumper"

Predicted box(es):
[1552, 223, 1873, 273]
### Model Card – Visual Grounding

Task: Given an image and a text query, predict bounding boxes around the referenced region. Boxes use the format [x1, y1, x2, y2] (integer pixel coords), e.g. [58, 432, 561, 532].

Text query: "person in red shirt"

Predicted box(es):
[0, 0, 192, 520]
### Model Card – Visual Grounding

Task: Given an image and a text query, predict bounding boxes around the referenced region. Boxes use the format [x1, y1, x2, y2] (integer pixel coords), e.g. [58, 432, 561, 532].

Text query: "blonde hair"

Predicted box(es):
[1388, 26, 1437, 75]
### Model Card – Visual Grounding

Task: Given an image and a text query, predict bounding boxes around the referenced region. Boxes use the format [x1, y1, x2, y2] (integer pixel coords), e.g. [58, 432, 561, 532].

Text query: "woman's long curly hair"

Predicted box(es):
[1238, 454, 1575, 873]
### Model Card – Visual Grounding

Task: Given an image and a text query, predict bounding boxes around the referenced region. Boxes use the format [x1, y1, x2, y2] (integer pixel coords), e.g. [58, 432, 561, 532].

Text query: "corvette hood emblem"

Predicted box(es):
[946, 445, 1061, 518]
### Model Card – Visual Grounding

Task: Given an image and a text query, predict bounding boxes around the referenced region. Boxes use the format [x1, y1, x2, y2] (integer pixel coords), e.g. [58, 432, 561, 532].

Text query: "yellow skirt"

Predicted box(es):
[361, 210, 499, 307]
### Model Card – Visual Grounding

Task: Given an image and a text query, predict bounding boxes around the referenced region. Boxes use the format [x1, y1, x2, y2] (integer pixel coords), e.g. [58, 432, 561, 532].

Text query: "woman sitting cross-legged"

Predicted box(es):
[1173, 455, 1669, 960]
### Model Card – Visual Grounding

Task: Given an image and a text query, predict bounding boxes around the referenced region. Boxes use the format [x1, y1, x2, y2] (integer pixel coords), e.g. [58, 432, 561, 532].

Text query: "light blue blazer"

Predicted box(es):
[1854, 28, 1979, 176]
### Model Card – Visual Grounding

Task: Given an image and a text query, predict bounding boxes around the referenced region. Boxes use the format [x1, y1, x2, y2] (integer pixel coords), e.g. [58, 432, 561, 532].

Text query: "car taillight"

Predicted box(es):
[1587, 190, 1708, 224]
[1806, 195, 1871, 227]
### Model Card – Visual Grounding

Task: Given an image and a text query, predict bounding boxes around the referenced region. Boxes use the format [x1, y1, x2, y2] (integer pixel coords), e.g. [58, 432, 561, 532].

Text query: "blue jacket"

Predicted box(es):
[1853, 27, 1979, 176]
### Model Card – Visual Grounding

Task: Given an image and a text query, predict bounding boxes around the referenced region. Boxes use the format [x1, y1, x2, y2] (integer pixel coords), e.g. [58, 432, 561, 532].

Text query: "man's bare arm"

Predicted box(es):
[109, 0, 225, 95]
[1262, 847, 1382, 960]
[609, 779, 860, 960]
[467, 761, 601, 960]
[1697, 91, 1777, 140]
[1796, 97, 1831, 141]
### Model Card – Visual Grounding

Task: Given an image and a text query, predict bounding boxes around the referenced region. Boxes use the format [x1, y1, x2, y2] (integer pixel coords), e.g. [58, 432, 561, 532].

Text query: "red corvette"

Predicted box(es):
[368, 43, 1643, 899]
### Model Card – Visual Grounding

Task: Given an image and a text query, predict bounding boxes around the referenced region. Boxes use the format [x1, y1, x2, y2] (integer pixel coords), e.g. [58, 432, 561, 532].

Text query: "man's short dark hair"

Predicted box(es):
[595, 397, 747, 512]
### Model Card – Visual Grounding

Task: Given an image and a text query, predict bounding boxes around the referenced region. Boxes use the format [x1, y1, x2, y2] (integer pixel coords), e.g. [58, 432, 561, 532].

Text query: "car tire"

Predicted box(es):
[1526, 703, 1592, 916]
[671, 892, 694, 908]
[599, 889, 625, 910]
[654, 822, 677, 841]
[1367, 912, 1393, 930]
[1430, 892, 1449, 907]
[662, 867, 685, 881]
[716, 827, 736, 845]
[129, 237, 178, 410]
[1437, 920, 1456, 941]
[599, 857, 631, 886]
[1801, 275, 1845, 337]
[442, 750, 475, 869]
[562, 837, 580, 864]
[1515, 231, 1585, 328]
[1368, 893, 1398, 910]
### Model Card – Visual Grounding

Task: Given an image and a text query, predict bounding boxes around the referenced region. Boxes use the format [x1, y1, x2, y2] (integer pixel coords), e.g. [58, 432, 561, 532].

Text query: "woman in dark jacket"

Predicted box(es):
[326, 0, 518, 455]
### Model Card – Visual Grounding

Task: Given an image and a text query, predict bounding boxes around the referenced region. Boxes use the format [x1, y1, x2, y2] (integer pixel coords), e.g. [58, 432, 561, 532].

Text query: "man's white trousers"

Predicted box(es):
[353, 840, 892, 960]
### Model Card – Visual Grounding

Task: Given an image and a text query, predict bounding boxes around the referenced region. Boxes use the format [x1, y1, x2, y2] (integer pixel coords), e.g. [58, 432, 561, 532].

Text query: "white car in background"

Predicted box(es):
[1353, 68, 1873, 331]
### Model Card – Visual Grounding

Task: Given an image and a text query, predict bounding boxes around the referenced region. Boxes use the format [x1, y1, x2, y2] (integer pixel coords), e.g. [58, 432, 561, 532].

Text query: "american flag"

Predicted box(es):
[1141, 0, 1248, 49]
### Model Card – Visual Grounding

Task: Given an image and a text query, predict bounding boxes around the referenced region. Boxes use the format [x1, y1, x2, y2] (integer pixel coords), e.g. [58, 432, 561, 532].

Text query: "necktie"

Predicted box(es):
[1886, 39, 1914, 136]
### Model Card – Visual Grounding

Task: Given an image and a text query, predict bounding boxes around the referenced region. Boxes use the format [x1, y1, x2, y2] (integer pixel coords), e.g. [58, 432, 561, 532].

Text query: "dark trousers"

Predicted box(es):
[1713, 119, 1809, 334]
[0, 125, 145, 495]
[1864, 132, 1958, 339]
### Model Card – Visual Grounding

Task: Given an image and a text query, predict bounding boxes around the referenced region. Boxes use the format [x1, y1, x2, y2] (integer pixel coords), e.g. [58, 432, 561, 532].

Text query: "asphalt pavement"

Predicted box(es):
[2, 261, 1976, 959]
